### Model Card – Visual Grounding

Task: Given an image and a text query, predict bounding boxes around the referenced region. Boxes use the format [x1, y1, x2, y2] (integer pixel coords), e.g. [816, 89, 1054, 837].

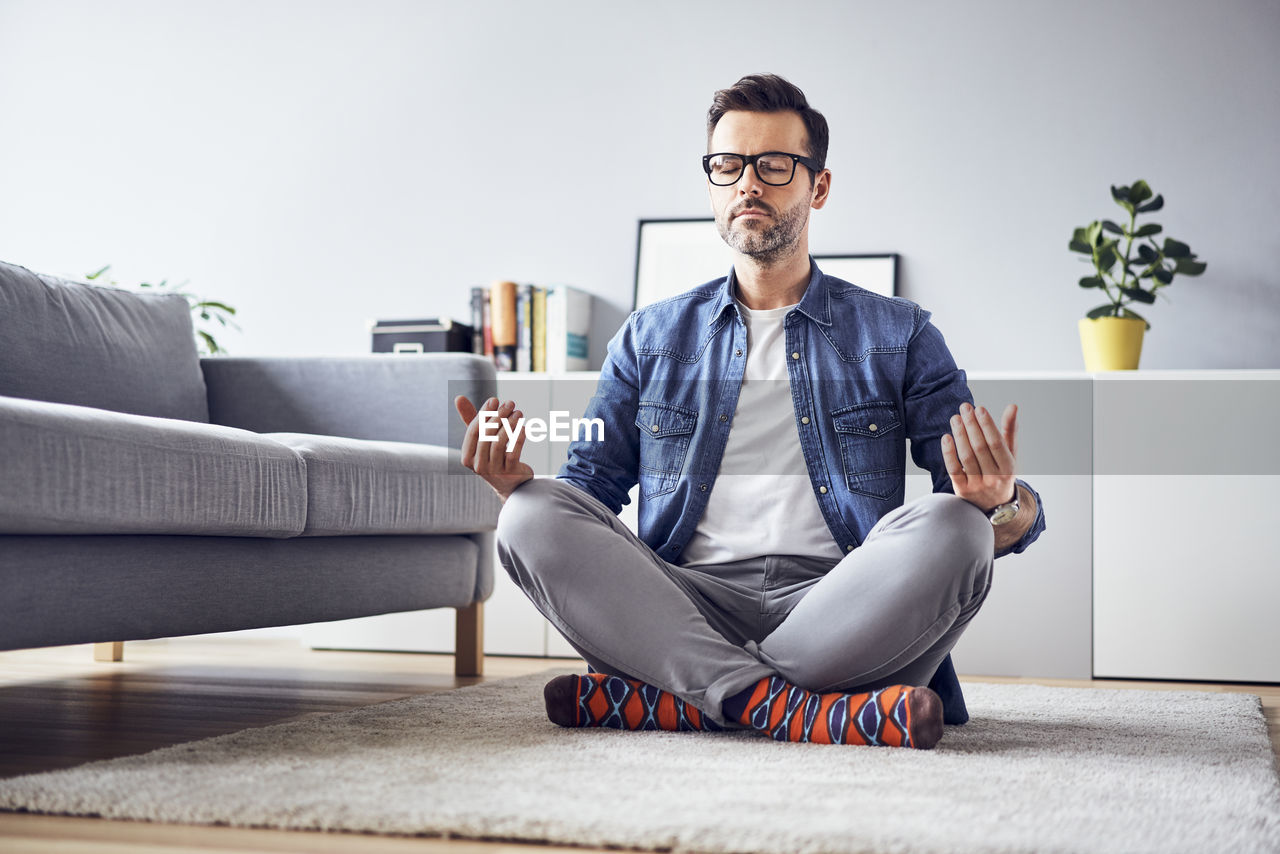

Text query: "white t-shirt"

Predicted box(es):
[680, 301, 844, 567]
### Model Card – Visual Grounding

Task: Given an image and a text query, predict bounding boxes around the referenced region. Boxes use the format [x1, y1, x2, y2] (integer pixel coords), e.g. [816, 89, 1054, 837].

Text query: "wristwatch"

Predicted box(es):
[985, 485, 1021, 526]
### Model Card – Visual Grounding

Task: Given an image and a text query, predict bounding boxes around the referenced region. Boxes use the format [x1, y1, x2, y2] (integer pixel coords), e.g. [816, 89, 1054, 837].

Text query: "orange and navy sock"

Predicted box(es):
[723, 676, 943, 748]
[543, 673, 722, 731]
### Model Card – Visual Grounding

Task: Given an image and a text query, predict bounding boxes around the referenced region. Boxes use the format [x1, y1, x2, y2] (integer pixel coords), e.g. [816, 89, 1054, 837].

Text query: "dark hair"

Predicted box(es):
[707, 74, 829, 171]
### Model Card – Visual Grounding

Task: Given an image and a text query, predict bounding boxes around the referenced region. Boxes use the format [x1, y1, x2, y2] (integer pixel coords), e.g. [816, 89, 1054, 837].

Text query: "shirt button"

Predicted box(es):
[800, 416, 810, 425]
[651, 424, 660, 432]
[846, 544, 854, 552]
[869, 423, 878, 432]
[791, 351, 800, 360]
[819, 486, 828, 494]
[735, 349, 743, 356]
[700, 483, 708, 492]
[719, 414, 728, 423]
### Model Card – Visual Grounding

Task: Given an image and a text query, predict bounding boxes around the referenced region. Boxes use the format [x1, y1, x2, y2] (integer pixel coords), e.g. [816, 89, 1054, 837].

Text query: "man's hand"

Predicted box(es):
[941, 402, 1018, 512]
[455, 395, 534, 502]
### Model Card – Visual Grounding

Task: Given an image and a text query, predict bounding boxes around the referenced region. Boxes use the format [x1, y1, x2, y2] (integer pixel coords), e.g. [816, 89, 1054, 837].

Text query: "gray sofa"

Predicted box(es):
[0, 260, 502, 674]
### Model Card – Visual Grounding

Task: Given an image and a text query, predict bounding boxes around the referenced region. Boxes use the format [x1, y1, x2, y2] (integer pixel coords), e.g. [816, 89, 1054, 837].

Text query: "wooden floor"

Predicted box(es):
[1, 638, 1277, 853]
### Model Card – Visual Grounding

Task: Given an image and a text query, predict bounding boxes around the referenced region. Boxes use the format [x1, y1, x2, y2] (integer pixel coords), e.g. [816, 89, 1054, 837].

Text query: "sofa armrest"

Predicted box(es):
[201, 354, 496, 449]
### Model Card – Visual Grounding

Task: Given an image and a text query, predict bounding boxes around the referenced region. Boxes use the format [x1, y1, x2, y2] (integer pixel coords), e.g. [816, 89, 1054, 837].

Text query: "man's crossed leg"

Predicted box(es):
[496, 478, 994, 749]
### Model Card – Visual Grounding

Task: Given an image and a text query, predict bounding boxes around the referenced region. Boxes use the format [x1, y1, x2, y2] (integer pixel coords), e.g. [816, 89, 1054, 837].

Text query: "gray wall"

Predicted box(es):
[2, 0, 1276, 370]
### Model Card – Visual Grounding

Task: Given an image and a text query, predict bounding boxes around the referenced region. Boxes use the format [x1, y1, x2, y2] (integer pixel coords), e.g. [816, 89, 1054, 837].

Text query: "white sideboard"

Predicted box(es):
[304, 370, 1280, 683]
[1089, 372, 1280, 682]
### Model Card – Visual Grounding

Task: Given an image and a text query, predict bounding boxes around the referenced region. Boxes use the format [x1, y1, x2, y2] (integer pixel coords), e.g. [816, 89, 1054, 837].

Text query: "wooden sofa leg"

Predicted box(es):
[93, 642, 124, 662]
[455, 602, 484, 677]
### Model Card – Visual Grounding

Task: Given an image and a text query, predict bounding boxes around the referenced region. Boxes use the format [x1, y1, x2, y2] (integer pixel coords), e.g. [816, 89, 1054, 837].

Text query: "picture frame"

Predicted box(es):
[813, 254, 899, 298]
[632, 217, 900, 309]
[633, 218, 733, 311]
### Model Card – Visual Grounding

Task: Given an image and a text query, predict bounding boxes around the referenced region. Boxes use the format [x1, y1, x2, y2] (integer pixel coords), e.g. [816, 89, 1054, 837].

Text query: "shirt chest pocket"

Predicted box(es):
[635, 402, 697, 498]
[832, 401, 903, 500]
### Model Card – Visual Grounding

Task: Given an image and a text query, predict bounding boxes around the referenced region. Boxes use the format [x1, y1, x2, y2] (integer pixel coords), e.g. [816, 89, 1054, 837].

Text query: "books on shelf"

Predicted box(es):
[374, 280, 590, 371]
[472, 280, 591, 373]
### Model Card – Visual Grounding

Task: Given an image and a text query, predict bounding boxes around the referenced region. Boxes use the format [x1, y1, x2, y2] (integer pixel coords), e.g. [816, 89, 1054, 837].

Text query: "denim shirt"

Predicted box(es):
[557, 260, 1047, 723]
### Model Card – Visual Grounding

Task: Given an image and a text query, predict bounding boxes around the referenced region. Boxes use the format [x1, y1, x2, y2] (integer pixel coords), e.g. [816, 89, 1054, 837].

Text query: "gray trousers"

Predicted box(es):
[496, 478, 994, 726]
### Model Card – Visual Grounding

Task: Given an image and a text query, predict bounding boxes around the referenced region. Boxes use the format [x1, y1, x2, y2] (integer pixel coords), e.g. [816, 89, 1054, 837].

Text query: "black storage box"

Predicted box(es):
[371, 318, 474, 354]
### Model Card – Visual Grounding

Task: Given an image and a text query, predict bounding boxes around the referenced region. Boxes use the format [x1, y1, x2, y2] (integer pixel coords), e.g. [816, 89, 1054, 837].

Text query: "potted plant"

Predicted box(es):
[1069, 180, 1207, 370]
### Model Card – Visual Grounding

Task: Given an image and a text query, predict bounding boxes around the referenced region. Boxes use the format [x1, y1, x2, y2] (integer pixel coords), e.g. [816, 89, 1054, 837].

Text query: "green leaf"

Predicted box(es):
[198, 300, 237, 314]
[1133, 223, 1163, 237]
[1109, 188, 1134, 216]
[1069, 227, 1093, 253]
[1097, 245, 1118, 272]
[1120, 286, 1156, 304]
[1175, 258, 1207, 276]
[1153, 267, 1174, 284]
[86, 265, 111, 280]
[1101, 219, 1125, 235]
[197, 330, 220, 355]
[1135, 243, 1160, 263]
[1079, 276, 1106, 288]
[1136, 194, 1164, 213]
[1086, 304, 1119, 319]
[1128, 180, 1153, 204]
[1086, 221, 1103, 245]
[1163, 238, 1192, 258]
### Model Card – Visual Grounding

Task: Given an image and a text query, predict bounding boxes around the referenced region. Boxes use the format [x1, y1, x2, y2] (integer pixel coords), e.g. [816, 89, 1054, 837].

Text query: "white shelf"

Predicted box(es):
[306, 371, 1279, 682]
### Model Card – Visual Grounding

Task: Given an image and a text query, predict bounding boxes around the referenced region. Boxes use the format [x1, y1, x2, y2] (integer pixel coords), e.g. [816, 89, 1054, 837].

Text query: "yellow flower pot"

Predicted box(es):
[1078, 316, 1145, 371]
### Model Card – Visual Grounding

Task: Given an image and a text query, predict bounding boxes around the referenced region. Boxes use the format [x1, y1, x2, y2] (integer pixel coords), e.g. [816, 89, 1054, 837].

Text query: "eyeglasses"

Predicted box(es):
[702, 151, 823, 186]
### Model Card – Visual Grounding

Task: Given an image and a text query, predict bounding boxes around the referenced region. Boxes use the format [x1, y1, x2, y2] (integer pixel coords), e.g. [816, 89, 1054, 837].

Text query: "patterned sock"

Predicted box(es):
[543, 673, 722, 732]
[728, 676, 943, 748]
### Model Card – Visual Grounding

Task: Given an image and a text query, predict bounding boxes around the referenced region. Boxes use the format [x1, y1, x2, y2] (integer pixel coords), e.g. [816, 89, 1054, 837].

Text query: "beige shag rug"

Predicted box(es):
[2, 672, 1279, 853]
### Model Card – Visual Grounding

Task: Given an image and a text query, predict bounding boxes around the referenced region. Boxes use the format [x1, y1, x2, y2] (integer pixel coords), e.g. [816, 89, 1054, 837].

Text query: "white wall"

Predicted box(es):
[2, 0, 1277, 370]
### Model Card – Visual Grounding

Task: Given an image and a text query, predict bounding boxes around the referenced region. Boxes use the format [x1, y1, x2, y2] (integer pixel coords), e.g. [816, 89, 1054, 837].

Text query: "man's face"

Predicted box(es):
[707, 110, 830, 265]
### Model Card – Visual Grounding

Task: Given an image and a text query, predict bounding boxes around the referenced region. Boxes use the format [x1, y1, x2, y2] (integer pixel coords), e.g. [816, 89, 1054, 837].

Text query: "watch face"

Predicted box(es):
[989, 504, 1019, 525]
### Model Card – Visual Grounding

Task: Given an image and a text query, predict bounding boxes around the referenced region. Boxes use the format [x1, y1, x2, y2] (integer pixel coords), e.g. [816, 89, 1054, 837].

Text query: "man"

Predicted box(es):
[455, 74, 1045, 749]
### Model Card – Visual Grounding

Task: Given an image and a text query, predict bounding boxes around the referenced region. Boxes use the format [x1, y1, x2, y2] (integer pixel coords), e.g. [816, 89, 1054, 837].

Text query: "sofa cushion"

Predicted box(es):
[0, 395, 306, 536]
[264, 433, 502, 536]
[0, 260, 209, 422]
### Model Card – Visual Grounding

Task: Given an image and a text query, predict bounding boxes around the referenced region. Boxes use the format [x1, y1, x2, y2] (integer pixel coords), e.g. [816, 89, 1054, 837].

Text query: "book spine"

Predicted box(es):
[558, 285, 591, 372]
[470, 287, 485, 356]
[532, 286, 547, 372]
[482, 300, 492, 358]
[489, 280, 517, 372]
[545, 287, 564, 374]
[515, 283, 533, 372]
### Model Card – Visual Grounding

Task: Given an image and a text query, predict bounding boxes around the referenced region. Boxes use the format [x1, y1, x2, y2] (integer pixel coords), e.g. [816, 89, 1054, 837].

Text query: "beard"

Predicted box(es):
[716, 196, 810, 265]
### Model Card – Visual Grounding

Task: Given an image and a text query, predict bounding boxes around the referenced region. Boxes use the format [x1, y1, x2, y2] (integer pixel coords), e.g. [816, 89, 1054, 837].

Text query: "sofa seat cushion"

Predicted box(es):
[263, 433, 502, 536]
[0, 396, 306, 536]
